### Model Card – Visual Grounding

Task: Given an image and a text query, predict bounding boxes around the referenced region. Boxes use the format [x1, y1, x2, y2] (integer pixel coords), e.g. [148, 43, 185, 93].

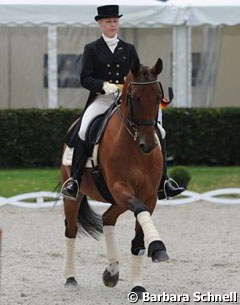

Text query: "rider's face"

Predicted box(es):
[98, 18, 119, 38]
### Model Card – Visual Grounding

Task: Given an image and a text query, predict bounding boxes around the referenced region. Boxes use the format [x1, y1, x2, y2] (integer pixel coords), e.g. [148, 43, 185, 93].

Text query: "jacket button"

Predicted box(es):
[115, 80, 119, 84]
[108, 72, 112, 75]
[109, 80, 113, 83]
[107, 64, 110, 67]
[116, 64, 120, 68]
[116, 72, 119, 76]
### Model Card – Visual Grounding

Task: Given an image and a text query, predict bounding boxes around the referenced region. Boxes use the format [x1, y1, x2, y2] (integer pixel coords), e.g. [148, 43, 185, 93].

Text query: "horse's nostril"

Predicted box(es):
[139, 143, 151, 154]
[139, 142, 158, 154]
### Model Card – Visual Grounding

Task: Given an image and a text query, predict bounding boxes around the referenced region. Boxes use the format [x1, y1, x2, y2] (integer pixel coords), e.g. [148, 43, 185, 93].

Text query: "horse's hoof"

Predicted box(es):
[148, 240, 169, 262]
[65, 277, 78, 287]
[131, 286, 147, 300]
[152, 249, 169, 262]
[102, 268, 119, 287]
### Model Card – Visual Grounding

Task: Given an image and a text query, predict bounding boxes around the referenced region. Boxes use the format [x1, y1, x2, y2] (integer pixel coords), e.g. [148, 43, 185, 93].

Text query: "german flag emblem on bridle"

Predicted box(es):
[160, 87, 174, 109]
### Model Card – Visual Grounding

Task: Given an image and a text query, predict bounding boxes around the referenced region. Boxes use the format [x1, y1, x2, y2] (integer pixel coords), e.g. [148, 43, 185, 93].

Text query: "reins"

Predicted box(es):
[114, 90, 139, 140]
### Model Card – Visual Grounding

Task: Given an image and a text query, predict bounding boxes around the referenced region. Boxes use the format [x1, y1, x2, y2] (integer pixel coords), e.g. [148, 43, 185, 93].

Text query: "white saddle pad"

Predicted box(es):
[62, 145, 99, 168]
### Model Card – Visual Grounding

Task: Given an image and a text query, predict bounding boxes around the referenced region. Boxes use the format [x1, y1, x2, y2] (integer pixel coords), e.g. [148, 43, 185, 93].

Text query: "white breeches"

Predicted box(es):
[78, 94, 115, 141]
[158, 108, 162, 124]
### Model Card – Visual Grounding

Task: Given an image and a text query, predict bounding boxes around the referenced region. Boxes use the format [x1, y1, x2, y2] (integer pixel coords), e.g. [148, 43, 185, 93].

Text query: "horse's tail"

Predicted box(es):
[77, 195, 103, 240]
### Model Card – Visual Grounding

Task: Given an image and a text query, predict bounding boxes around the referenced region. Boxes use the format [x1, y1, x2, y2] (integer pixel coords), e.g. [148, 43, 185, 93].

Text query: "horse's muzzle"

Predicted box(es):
[139, 142, 157, 155]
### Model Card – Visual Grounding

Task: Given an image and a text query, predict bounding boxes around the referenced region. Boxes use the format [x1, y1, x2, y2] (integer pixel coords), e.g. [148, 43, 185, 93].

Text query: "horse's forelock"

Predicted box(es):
[125, 62, 159, 86]
[143, 67, 151, 81]
[138, 65, 156, 82]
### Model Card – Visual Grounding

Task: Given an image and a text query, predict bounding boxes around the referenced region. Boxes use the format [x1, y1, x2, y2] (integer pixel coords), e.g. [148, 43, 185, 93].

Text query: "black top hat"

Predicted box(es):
[95, 5, 123, 21]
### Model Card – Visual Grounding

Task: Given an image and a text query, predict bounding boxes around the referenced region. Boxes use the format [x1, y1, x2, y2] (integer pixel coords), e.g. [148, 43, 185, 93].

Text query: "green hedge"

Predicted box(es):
[0, 107, 239, 167]
[0, 109, 80, 168]
[163, 107, 240, 165]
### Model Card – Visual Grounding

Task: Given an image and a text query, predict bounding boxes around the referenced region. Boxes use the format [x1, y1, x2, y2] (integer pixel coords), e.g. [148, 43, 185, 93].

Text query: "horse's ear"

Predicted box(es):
[131, 59, 140, 75]
[151, 58, 163, 75]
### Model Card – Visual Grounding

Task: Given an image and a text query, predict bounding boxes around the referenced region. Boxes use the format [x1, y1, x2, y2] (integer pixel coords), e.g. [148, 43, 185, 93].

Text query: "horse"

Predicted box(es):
[60, 58, 169, 298]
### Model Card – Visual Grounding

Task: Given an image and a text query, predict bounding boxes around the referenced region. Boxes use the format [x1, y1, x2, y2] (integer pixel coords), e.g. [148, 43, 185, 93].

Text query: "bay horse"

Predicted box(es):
[61, 58, 169, 297]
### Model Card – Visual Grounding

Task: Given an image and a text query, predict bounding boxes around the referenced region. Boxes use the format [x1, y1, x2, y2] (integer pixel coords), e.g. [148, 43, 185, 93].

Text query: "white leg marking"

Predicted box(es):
[129, 254, 144, 287]
[64, 237, 76, 279]
[137, 211, 161, 247]
[103, 225, 120, 276]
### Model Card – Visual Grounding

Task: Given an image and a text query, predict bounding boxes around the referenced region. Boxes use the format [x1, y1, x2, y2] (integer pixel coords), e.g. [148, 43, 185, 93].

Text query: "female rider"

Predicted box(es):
[61, 5, 184, 200]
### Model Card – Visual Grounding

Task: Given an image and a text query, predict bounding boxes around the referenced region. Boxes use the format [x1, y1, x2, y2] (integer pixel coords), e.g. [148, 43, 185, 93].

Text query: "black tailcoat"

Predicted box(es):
[80, 36, 139, 110]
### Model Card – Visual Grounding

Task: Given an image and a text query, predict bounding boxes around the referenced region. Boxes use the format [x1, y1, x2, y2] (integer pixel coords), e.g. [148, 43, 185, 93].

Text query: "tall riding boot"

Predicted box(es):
[157, 129, 185, 200]
[61, 138, 89, 200]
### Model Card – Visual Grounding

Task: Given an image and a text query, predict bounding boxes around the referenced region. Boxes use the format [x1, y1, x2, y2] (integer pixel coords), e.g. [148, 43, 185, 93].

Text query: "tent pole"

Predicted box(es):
[172, 25, 192, 107]
[7, 27, 11, 109]
[47, 25, 58, 109]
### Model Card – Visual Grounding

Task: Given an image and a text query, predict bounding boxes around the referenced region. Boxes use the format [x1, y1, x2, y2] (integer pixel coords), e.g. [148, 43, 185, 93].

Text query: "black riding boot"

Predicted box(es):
[157, 129, 185, 200]
[61, 138, 89, 200]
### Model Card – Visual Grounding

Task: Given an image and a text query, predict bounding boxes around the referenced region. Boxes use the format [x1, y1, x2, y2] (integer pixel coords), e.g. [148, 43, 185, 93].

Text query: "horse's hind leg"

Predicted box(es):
[129, 223, 147, 299]
[63, 195, 81, 287]
[102, 205, 127, 288]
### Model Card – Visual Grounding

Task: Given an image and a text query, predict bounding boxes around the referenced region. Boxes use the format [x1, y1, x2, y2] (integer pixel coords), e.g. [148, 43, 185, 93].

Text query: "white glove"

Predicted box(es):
[103, 82, 118, 95]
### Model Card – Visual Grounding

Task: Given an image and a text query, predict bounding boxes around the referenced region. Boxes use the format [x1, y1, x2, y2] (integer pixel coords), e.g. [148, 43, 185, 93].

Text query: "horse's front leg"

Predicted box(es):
[133, 195, 169, 262]
[63, 195, 81, 287]
[112, 183, 169, 262]
[102, 205, 127, 288]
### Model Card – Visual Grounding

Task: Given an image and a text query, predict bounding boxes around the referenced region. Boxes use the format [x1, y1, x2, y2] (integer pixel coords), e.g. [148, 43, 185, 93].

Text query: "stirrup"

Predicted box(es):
[163, 177, 180, 200]
[60, 178, 79, 201]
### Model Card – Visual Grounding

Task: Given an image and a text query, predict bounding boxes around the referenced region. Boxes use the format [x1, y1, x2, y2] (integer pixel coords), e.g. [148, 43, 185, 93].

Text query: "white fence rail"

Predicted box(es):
[0, 189, 240, 208]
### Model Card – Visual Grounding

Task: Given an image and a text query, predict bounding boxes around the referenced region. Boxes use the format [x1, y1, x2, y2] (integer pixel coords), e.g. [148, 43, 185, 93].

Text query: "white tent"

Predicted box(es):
[0, 0, 184, 26]
[1, 0, 240, 108]
[170, 0, 240, 106]
[171, 0, 240, 26]
[1, 0, 240, 26]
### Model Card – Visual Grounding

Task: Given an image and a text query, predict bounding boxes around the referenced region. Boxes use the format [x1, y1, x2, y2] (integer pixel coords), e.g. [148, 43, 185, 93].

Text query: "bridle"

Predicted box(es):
[127, 80, 160, 127]
[116, 79, 166, 141]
